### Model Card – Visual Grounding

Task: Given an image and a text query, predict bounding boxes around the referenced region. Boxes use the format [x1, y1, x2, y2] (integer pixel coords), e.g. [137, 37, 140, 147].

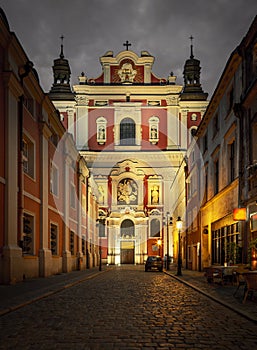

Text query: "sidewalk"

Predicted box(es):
[0, 267, 107, 316]
[165, 264, 257, 323]
[0, 265, 257, 323]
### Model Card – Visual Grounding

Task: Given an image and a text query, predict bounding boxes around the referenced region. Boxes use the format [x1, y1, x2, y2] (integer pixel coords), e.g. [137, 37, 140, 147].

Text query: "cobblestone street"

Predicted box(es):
[0, 266, 257, 349]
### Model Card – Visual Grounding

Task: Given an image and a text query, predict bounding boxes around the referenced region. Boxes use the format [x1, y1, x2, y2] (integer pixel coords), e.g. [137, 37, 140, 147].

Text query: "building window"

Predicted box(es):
[82, 235, 86, 255]
[203, 132, 208, 153]
[22, 213, 34, 255]
[150, 219, 160, 237]
[120, 219, 134, 238]
[212, 229, 223, 264]
[99, 219, 105, 237]
[82, 194, 86, 216]
[50, 223, 58, 255]
[50, 163, 59, 196]
[70, 231, 75, 255]
[229, 141, 236, 182]
[212, 224, 240, 265]
[50, 132, 59, 147]
[24, 89, 34, 116]
[227, 87, 234, 115]
[120, 117, 135, 145]
[213, 113, 219, 138]
[251, 118, 257, 164]
[214, 159, 219, 195]
[204, 165, 208, 203]
[149, 116, 159, 144]
[70, 184, 76, 209]
[96, 117, 107, 144]
[22, 136, 35, 178]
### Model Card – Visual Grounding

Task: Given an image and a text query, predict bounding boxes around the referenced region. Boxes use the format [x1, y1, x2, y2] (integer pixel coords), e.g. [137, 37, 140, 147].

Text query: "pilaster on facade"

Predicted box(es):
[39, 121, 52, 277]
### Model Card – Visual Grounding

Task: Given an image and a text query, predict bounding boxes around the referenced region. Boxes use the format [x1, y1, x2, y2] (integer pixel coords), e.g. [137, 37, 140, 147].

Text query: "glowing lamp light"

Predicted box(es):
[176, 217, 182, 230]
[233, 208, 246, 221]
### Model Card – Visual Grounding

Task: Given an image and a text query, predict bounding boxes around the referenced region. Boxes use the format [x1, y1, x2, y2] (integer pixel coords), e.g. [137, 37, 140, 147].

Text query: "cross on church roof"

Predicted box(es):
[189, 35, 194, 59]
[123, 40, 131, 51]
[60, 34, 64, 59]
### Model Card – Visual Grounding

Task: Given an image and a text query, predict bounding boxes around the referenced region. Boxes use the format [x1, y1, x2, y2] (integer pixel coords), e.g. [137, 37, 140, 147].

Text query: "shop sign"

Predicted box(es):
[233, 208, 246, 221]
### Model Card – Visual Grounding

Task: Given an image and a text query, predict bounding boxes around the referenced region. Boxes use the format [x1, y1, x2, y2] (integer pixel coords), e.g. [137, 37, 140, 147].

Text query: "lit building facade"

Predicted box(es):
[49, 41, 208, 265]
[0, 9, 98, 284]
[192, 15, 257, 270]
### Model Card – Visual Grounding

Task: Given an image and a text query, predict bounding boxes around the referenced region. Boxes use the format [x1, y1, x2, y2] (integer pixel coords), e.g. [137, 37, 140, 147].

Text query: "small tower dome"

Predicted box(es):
[180, 36, 208, 101]
[49, 36, 74, 101]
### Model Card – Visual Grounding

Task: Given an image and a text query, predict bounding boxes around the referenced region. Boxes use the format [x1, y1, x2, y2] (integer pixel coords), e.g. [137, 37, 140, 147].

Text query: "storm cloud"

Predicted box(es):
[1, 0, 256, 96]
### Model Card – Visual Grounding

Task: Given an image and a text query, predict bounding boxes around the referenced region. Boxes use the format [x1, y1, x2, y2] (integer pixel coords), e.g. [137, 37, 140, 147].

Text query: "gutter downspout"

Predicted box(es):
[17, 61, 33, 247]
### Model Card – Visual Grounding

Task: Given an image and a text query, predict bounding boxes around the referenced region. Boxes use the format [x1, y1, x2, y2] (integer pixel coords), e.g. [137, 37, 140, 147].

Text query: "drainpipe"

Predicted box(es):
[234, 102, 247, 264]
[17, 61, 33, 245]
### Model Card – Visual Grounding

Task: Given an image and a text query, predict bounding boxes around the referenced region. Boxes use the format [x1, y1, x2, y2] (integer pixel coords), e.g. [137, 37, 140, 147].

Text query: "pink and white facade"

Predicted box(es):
[51, 47, 208, 265]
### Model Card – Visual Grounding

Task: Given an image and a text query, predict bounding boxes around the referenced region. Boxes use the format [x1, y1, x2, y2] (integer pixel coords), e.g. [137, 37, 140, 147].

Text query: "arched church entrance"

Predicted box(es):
[120, 219, 135, 264]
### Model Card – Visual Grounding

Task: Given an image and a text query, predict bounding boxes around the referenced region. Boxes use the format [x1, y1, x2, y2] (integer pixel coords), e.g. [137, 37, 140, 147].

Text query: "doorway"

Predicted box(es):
[120, 241, 135, 264]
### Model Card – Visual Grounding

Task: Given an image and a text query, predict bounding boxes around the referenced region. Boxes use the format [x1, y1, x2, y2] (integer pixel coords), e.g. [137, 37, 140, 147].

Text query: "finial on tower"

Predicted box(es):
[60, 35, 64, 59]
[189, 35, 194, 59]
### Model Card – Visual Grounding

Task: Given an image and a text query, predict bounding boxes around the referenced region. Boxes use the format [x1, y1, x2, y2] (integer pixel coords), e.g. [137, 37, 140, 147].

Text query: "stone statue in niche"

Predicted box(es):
[150, 126, 158, 139]
[98, 185, 104, 204]
[97, 126, 105, 142]
[151, 185, 159, 204]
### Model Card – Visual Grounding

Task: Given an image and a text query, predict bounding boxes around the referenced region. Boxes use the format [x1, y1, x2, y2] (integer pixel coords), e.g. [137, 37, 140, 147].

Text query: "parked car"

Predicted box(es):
[145, 256, 163, 272]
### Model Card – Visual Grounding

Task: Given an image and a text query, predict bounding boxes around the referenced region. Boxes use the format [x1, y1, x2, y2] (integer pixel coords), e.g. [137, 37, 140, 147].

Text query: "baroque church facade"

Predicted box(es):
[49, 41, 208, 266]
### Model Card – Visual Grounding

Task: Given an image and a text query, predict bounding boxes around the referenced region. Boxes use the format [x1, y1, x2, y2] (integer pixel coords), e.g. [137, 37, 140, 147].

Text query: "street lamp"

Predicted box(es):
[176, 216, 182, 276]
[96, 219, 102, 271]
[166, 211, 170, 270]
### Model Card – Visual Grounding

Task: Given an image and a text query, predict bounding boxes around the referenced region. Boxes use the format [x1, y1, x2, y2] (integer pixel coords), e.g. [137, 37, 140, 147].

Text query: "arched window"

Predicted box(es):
[150, 219, 161, 237]
[120, 219, 134, 237]
[120, 117, 135, 145]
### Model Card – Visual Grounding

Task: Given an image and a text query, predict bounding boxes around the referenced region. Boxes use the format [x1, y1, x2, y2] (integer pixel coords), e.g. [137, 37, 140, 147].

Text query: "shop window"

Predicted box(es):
[50, 223, 58, 255]
[22, 213, 34, 255]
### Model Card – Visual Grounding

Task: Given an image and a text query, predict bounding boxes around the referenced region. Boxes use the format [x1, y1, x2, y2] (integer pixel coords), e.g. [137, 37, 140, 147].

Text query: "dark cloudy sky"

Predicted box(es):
[1, 0, 257, 97]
